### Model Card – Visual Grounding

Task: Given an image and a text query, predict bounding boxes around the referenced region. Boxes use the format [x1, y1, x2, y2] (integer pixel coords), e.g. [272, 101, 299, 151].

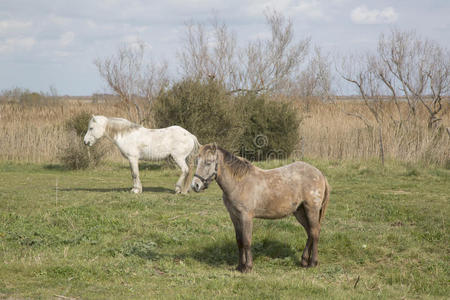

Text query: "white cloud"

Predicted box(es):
[351, 5, 398, 24]
[54, 50, 71, 57]
[0, 37, 36, 53]
[49, 15, 72, 27]
[59, 31, 75, 47]
[245, 0, 292, 17]
[0, 20, 32, 34]
[242, 0, 329, 20]
[293, 1, 326, 19]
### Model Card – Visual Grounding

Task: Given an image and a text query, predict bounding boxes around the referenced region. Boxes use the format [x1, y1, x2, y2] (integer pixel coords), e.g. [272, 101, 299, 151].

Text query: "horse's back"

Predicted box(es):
[165, 125, 193, 134]
[243, 161, 327, 219]
[135, 125, 197, 160]
[261, 161, 324, 183]
[278, 161, 327, 196]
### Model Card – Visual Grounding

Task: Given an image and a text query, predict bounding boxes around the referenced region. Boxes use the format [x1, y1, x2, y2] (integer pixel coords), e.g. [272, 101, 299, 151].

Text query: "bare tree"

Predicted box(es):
[339, 29, 449, 129]
[178, 11, 310, 95]
[338, 29, 450, 164]
[338, 53, 388, 164]
[237, 11, 311, 93]
[296, 46, 332, 99]
[95, 41, 168, 124]
[179, 22, 211, 80]
[378, 29, 449, 128]
[139, 60, 169, 118]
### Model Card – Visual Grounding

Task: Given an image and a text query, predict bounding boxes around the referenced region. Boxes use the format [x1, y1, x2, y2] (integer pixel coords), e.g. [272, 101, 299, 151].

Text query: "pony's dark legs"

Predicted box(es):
[305, 206, 321, 267]
[293, 204, 312, 267]
[230, 213, 253, 273]
[294, 203, 321, 267]
[240, 215, 253, 272]
[230, 216, 244, 266]
[129, 157, 142, 193]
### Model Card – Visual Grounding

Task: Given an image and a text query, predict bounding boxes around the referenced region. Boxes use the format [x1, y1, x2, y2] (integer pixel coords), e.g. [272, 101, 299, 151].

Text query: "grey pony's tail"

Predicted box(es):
[183, 135, 201, 192]
[319, 177, 331, 224]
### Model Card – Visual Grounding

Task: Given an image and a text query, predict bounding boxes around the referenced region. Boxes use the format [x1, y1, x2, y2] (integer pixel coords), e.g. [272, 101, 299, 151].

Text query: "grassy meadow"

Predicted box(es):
[0, 159, 448, 299]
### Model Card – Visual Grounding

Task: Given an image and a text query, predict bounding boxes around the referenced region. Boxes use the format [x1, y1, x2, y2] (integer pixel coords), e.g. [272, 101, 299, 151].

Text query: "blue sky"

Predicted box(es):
[0, 0, 449, 95]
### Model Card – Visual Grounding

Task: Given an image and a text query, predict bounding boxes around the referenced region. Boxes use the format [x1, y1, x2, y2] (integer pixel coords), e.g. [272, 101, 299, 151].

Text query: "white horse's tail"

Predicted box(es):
[183, 135, 201, 192]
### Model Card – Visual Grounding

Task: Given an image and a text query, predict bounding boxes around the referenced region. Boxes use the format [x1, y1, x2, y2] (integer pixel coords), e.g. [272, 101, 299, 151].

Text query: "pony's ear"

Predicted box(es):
[92, 115, 96, 122]
[212, 142, 218, 154]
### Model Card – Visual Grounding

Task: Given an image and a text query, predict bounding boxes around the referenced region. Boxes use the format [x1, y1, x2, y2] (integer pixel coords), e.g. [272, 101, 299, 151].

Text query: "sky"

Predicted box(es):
[0, 0, 449, 96]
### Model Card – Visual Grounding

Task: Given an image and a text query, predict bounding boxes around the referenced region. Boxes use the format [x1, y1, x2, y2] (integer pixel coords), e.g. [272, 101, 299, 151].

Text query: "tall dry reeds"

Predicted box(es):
[0, 102, 126, 163]
[0, 100, 448, 167]
[298, 99, 449, 167]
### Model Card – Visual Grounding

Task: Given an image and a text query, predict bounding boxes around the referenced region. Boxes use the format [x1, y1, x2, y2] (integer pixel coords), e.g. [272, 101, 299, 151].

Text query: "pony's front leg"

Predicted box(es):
[173, 156, 189, 194]
[233, 213, 253, 273]
[241, 216, 254, 272]
[129, 157, 142, 194]
[230, 215, 245, 270]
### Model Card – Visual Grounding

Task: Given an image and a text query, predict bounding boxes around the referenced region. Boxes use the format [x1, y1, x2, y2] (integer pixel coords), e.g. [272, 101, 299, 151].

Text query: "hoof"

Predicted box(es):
[308, 261, 318, 268]
[131, 188, 142, 194]
[236, 265, 252, 273]
[175, 186, 182, 194]
[300, 259, 310, 268]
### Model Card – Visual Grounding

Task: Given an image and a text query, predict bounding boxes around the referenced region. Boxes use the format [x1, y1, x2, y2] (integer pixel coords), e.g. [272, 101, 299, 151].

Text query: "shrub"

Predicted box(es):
[59, 112, 108, 169]
[153, 79, 301, 161]
[65, 111, 91, 136]
[152, 79, 238, 148]
[233, 93, 301, 161]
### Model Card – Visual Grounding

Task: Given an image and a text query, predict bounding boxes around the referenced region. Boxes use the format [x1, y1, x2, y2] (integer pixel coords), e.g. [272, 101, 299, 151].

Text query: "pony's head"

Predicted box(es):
[84, 115, 107, 146]
[191, 143, 219, 192]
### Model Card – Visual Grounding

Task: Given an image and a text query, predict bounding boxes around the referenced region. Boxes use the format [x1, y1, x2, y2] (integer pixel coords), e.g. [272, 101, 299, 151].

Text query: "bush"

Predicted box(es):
[153, 79, 238, 148]
[233, 93, 301, 161]
[59, 112, 108, 169]
[153, 79, 301, 161]
[65, 111, 92, 136]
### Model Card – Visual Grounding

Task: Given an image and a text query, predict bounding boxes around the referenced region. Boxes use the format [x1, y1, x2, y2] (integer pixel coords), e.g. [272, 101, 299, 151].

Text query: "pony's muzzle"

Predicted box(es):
[191, 182, 200, 192]
[83, 137, 92, 146]
[191, 179, 203, 192]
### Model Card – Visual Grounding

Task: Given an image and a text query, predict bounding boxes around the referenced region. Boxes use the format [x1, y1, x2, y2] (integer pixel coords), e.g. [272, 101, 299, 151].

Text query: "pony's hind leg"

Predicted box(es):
[173, 155, 189, 194]
[129, 157, 142, 194]
[304, 204, 321, 267]
[293, 203, 312, 267]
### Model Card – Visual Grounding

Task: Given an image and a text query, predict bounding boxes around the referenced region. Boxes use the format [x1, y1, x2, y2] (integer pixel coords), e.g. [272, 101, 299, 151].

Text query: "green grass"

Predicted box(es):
[0, 160, 448, 299]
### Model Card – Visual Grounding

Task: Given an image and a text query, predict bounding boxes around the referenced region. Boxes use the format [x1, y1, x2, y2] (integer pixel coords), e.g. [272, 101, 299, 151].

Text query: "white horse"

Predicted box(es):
[83, 115, 200, 194]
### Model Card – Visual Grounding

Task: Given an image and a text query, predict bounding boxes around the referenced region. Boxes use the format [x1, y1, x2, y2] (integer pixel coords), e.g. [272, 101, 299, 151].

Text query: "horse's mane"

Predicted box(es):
[218, 146, 253, 179]
[105, 117, 141, 138]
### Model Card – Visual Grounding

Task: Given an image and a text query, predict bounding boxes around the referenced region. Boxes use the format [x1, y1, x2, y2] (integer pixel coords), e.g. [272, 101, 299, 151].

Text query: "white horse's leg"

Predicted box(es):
[173, 155, 189, 194]
[129, 157, 142, 194]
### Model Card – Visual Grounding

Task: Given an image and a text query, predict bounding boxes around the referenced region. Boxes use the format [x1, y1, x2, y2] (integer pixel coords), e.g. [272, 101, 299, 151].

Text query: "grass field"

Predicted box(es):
[0, 159, 448, 299]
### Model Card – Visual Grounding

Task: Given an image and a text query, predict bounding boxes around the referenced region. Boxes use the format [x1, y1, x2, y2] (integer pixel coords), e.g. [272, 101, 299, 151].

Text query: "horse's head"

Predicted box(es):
[84, 115, 107, 146]
[191, 143, 219, 192]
